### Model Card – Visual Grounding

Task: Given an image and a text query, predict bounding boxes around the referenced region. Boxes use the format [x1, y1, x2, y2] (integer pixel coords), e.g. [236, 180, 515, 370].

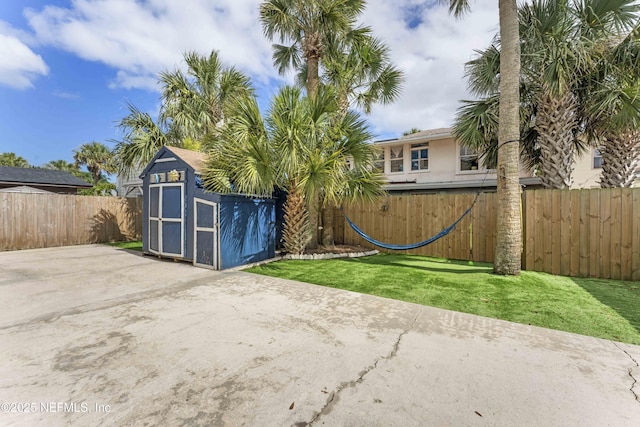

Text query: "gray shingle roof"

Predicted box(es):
[164, 146, 206, 173]
[0, 166, 93, 188]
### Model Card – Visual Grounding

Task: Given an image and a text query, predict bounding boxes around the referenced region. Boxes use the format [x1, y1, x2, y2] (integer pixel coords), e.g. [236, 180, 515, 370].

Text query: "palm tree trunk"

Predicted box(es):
[535, 90, 578, 189]
[306, 194, 320, 249]
[283, 182, 311, 254]
[307, 55, 320, 98]
[494, 0, 522, 276]
[337, 93, 350, 120]
[321, 206, 335, 247]
[91, 167, 101, 186]
[600, 130, 640, 188]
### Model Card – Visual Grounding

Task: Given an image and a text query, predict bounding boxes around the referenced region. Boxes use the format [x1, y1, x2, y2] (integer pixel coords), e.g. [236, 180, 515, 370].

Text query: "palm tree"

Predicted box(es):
[598, 130, 640, 187]
[320, 26, 404, 117]
[42, 159, 77, 173]
[261, 1, 402, 247]
[73, 142, 115, 186]
[204, 85, 385, 253]
[259, 0, 365, 98]
[457, 0, 640, 190]
[441, 0, 522, 275]
[581, 21, 640, 188]
[0, 152, 30, 167]
[159, 50, 253, 143]
[42, 159, 93, 183]
[584, 77, 640, 188]
[79, 179, 116, 196]
[453, 95, 541, 173]
[113, 103, 172, 174]
[113, 51, 253, 173]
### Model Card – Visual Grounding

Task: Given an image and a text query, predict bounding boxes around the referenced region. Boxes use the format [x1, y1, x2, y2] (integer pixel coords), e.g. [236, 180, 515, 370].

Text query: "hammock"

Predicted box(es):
[341, 193, 479, 251]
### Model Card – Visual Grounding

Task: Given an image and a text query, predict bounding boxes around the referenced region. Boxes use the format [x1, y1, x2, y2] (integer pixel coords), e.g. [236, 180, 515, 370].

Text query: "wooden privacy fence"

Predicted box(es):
[0, 193, 142, 251]
[334, 188, 640, 281]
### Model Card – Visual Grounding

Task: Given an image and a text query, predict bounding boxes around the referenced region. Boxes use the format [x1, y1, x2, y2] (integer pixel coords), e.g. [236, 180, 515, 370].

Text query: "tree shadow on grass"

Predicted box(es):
[571, 278, 640, 333]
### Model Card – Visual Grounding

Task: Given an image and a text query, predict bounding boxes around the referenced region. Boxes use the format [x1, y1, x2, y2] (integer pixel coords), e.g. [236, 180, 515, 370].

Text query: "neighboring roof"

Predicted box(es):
[0, 185, 53, 194]
[164, 146, 206, 174]
[399, 128, 453, 140]
[385, 177, 543, 192]
[374, 127, 453, 146]
[0, 166, 92, 188]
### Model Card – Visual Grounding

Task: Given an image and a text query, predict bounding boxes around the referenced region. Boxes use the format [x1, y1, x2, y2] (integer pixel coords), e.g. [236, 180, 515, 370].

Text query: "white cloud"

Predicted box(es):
[0, 21, 49, 89]
[23, 0, 499, 136]
[362, 0, 499, 137]
[25, 0, 278, 90]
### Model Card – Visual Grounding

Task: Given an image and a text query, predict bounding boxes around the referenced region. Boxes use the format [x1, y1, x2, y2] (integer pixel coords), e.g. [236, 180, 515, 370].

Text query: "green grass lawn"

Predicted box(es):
[247, 253, 640, 345]
[105, 240, 143, 251]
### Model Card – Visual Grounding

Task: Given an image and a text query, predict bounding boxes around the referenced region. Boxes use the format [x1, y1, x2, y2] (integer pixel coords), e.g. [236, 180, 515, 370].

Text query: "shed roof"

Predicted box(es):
[0, 166, 92, 188]
[164, 146, 206, 174]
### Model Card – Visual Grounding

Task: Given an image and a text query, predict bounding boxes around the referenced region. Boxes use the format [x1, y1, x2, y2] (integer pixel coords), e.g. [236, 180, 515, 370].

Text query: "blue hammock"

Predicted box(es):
[341, 193, 479, 251]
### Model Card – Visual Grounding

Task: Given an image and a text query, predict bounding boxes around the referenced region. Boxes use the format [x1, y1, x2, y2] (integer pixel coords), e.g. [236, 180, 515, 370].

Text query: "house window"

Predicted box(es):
[460, 145, 479, 171]
[390, 146, 404, 173]
[411, 143, 428, 171]
[373, 151, 385, 173]
[593, 149, 603, 168]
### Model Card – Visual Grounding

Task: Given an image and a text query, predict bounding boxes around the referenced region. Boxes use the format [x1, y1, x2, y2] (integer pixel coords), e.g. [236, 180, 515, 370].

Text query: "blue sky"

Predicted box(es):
[0, 0, 497, 167]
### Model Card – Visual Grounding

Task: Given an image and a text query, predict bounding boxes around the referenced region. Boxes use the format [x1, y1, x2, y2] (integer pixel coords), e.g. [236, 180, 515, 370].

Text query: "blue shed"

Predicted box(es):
[140, 146, 276, 269]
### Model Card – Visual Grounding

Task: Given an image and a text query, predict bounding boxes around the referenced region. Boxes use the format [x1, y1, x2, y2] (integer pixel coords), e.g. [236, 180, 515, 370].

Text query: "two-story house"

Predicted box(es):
[373, 128, 603, 194]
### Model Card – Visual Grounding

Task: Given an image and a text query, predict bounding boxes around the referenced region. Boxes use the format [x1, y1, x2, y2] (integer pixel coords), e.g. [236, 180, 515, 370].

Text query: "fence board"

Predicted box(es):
[578, 190, 590, 277]
[532, 191, 543, 271]
[489, 193, 497, 262]
[600, 189, 612, 279]
[551, 190, 561, 275]
[559, 191, 571, 276]
[0, 194, 142, 251]
[569, 190, 580, 277]
[610, 189, 622, 280]
[621, 189, 633, 280]
[589, 190, 600, 278]
[633, 190, 640, 281]
[476, 194, 486, 262]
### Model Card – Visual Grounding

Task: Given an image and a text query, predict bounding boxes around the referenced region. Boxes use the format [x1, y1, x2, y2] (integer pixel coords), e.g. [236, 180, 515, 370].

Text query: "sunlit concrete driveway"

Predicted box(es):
[1, 245, 639, 426]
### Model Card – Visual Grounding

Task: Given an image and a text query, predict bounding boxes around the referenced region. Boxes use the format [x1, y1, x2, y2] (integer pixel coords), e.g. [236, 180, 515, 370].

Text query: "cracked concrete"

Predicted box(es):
[307, 309, 422, 426]
[614, 342, 640, 403]
[2, 245, 640, 426]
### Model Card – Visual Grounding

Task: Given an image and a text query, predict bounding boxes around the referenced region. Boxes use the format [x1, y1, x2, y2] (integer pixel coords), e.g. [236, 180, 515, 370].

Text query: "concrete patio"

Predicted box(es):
[0, 245, 638, 426]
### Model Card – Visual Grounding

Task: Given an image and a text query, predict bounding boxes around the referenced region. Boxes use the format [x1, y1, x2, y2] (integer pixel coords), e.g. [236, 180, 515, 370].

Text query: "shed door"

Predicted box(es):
[194, 198, 218, 269]
[148, 183, 184, 258]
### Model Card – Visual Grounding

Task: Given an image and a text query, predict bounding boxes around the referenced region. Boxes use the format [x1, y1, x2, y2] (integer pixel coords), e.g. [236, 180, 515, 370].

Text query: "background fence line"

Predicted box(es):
[0, 193, 142, 251]
[335, 188, 640, 281]
[2, 189, 638, 281]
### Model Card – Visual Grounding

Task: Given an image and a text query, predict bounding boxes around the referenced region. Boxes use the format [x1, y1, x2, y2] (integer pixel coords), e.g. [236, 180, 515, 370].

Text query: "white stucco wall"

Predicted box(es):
[376, 135, 604, 189]
[572, 148, 601, 188]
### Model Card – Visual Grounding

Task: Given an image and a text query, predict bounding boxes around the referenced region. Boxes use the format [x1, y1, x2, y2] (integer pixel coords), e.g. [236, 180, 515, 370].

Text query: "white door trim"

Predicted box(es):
[193, 198, 219, 269]
[148, 182, 185, 258]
